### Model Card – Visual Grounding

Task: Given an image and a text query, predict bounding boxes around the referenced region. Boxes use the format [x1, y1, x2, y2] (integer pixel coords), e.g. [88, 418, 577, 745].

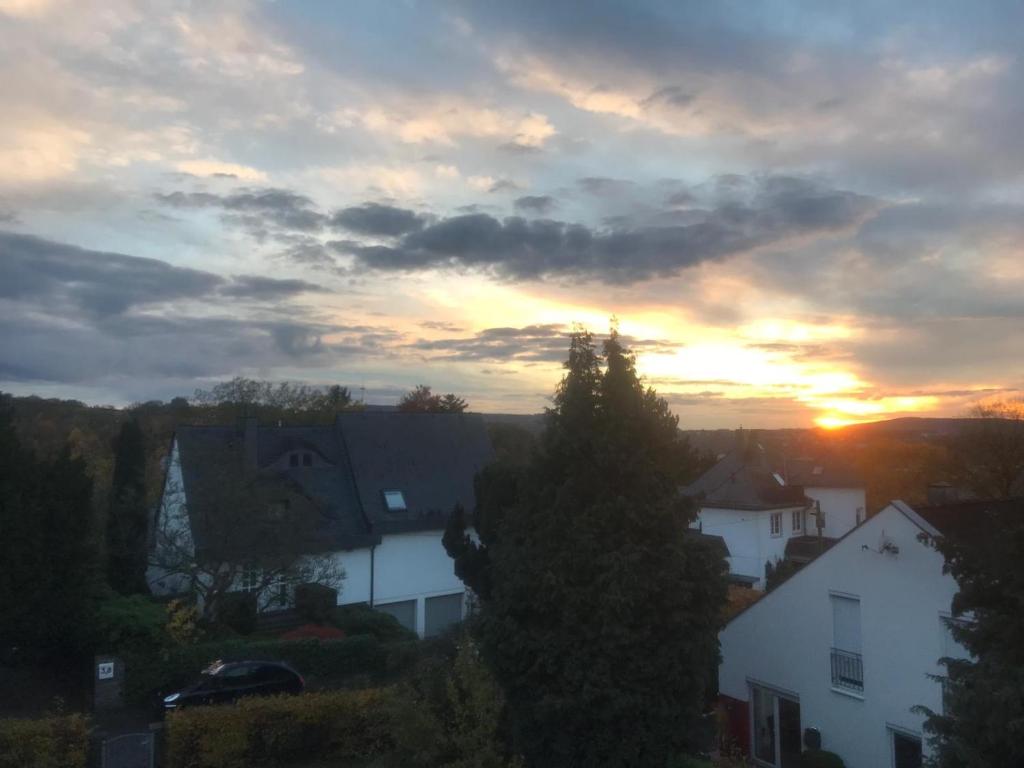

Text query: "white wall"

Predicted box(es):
[698, 505, 807, 587]
[329, 529, 466, 636]
[804, 487, 866, 538]
[147, 439, 193, 596]
[719, 504, 960, 767]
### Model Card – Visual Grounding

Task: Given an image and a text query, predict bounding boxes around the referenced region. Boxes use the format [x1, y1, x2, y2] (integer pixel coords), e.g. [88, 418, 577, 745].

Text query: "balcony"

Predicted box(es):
[831, 647, 863, 692]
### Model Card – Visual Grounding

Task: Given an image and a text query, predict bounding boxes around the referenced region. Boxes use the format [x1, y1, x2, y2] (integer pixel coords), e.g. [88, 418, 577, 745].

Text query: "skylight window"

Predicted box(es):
[383, 490, 407, 512]
[812, 466, 824, 476]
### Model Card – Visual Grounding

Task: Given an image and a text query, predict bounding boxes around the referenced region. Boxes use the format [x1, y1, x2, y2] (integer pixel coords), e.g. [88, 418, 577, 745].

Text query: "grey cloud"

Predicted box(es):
[344, 175, 879, 283]
[408, 323, 679, 363]
[641, 85, 695, 109]
[0, 230, 223, 316]
[220, 275, 327, 299]
[329, 202, 426, 237]
[578, 177, 634, 196]
[498, 142, 543, 155]
[155, 188, 326, 234]
[514, 195, 557, 214]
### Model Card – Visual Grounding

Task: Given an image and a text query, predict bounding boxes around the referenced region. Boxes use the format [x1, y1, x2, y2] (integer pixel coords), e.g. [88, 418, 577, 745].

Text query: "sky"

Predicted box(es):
[1, 0, 1023, 428]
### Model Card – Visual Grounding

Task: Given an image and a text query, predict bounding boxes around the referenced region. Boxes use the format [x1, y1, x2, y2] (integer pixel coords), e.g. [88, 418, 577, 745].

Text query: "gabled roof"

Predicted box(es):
[169, 412, 495, 557]
[682, 450, 809, 510]
[776, 456, 863, 489]
[336, 411, 495, 535]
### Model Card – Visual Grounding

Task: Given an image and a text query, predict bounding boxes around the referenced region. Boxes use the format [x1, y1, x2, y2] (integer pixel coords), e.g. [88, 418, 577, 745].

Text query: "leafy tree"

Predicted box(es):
[148, 455, 344, 622]
[949, 399, 1024, 499]
[399, 385, 468, 413]
[191, 377, 354, 422]
[917, 499, 1024, 767]
[446, 326, 727, 767]
[106, 416, 149, 594]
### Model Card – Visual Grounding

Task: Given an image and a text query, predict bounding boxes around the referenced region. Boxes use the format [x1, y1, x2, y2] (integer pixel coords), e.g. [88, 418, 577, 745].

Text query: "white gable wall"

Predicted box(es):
[147, 439, 193, 596]
[699, 505, 807, 587]
[719, 504, 958, 767]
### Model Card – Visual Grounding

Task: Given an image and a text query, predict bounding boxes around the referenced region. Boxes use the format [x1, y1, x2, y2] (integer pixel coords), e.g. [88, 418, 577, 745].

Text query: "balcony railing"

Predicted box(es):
[831, 647, 863, 692]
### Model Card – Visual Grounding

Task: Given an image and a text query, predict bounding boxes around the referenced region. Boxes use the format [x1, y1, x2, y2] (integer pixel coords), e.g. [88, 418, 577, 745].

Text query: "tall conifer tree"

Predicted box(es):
[446, 326, 727, 767]
[107, 416, 149, 594]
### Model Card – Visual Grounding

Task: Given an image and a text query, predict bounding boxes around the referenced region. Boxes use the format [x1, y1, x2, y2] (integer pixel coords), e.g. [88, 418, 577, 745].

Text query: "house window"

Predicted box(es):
[770, 512, 782, 537]
[891, 729, 922, 768]
[831, 594, 863, 692]
[792, 510, 802, 533]
[240, 565, 261, 593]
[302, 452, 312, 467]
[289, 453, 299, 468]
[383, 490, 407, 512]
[856, 507, 864, 525]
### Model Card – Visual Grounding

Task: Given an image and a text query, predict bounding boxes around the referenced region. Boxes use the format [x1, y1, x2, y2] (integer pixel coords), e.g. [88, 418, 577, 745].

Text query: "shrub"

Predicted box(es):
[800, 749, 846, 768]
[165, 689, 391, 768]
[280, 623, 346, 641]
[165, 600, 203, 646]
[330, 603, 417, 641]
[294, 583, 337, 624]
[217, 592, 256, 636]
[92, 594, 169, 653]
[0, 714, 90, 768]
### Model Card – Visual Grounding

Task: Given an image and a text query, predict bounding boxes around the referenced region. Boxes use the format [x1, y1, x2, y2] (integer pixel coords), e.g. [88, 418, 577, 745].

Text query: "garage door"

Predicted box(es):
[375, 599, 416, 633]
[424, 593, 464, 637]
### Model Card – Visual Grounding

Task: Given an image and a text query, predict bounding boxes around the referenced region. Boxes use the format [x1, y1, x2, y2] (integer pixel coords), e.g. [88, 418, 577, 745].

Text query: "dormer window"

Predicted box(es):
[288, 451, 313, 468]
[302, 452, 312, 467]
[383, 490, 407, 512]
[289, 453, 299, 468]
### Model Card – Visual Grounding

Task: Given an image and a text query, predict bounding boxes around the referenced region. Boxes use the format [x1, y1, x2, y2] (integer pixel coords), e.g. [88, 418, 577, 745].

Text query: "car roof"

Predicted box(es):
[203, 659, 293, 674]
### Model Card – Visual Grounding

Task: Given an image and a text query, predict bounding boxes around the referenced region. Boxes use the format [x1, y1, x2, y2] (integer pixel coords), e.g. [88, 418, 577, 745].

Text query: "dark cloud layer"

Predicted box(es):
[329, 203, 426, 236]
[0, 231, 325, 314]
[410, 323, 679, 363]
[341, 176, 878, 283]
[155, 188, 326, 235]
[514, 195, 557, 214]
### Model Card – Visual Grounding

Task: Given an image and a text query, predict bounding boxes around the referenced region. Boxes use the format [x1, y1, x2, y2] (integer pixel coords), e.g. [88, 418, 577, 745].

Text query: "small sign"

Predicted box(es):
[98, 661, 114, 680]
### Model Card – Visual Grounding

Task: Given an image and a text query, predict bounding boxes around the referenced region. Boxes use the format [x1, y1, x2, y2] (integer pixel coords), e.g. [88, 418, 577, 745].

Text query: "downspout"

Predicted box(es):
[369, 544, 376, 608]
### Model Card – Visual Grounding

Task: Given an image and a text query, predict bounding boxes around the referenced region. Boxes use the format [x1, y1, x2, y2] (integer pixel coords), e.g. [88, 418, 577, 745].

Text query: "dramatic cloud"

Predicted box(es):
[329, 203, 426, 237]
[344, 176, 878, 283]
[155, 188, 326, 234]
[410, 324, 679, 363]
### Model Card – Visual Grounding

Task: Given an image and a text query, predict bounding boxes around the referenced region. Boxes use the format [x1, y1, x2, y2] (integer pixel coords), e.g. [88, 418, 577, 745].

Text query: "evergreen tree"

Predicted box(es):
[107, 416, 149, 594]
[918, 500, 1024, 767]
[0, 395, 98, 657]
[446, 326, 727, 766]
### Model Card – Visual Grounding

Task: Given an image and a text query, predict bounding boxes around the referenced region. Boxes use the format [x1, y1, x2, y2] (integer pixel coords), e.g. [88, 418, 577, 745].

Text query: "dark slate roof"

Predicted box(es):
[775, 456, 863, 489]
[913, 497, 1024, 543]
[682, 451, 809, 510]
[784, 534, 839, 563]
[169, 412, 495, 557]
[337, 411, 496, 535]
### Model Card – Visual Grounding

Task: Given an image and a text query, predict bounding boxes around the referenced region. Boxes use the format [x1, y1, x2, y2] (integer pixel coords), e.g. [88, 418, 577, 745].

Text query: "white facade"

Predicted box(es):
[327, 530, 467, 637]
[803, 486, 867, 537]
[719, 501, 968, 768]
[697, 505, 807, 586]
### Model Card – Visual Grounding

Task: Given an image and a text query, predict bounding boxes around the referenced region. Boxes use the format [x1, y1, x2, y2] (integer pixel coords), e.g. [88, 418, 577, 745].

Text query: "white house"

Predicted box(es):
[148, 412, 494, 637]
[683, 443, 866, 589]
[717, 498, 981, 768]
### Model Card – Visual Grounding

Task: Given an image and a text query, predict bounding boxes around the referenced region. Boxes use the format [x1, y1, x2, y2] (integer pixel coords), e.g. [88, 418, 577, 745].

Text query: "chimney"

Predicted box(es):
[244, 417, 258, 471]
[927, 481, 958, 505]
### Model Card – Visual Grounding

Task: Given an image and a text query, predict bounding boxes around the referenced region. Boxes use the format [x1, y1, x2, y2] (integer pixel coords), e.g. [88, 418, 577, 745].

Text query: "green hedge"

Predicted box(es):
[124, 634, 422, 705]
[0, 715, 90, 768]
[165, 689, 391, 768]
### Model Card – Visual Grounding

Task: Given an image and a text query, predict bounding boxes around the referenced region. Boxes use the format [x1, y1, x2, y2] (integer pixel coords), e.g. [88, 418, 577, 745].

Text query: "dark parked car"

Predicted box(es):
[162, 660, 304, 711]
